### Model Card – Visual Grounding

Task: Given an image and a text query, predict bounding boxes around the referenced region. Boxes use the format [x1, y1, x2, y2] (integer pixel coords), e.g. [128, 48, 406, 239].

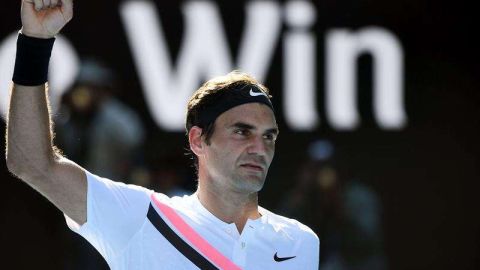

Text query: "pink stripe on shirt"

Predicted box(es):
[151, 194, 242, 270]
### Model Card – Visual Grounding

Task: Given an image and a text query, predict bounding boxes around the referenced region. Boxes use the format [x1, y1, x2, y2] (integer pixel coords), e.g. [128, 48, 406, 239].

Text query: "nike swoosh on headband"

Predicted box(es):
[249, 88, 267, 97]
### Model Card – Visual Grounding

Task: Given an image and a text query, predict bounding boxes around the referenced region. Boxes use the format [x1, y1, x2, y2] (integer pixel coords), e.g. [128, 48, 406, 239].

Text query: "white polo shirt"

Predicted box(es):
[65, 171, 319, 270]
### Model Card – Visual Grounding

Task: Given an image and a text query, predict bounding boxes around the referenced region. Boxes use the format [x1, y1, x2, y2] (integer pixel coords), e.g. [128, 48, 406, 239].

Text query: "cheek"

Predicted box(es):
[267, 146, 275, 162]
[209, 142, 237, 165]
[221, 143, 249, 167]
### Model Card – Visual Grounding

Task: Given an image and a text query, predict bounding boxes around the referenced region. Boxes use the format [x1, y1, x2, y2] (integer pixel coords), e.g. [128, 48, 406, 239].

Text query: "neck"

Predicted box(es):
[196, 174, 261, 234]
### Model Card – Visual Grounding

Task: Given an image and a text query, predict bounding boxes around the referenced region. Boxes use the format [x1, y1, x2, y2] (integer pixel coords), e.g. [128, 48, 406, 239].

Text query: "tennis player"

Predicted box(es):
[6, 0, 319, 269]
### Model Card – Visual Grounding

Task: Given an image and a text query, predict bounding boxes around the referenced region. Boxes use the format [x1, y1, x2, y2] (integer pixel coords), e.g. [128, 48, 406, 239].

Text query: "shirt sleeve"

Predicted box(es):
[304, 232, 320, 270]
[295, 224, 320, 270]
[65, 170, 154, 262]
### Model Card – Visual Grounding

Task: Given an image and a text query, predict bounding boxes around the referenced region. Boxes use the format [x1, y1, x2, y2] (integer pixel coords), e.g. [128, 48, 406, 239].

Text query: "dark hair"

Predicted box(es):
[185, 71, 271, 172]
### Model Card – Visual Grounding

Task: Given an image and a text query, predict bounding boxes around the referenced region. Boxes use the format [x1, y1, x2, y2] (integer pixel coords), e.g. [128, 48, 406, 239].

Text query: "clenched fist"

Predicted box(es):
[21, 0, 73, 39]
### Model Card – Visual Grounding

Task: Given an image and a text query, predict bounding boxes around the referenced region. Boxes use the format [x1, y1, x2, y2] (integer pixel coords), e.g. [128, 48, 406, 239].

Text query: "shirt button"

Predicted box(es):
[241, 242, 246, 249]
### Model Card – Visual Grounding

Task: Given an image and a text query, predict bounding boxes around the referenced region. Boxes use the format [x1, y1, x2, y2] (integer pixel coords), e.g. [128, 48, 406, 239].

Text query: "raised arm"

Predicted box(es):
[5, 0, 87, 225]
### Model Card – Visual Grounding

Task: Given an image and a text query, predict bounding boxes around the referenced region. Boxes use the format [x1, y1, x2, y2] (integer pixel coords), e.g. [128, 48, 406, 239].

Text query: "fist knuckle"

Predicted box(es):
[22, 0, 73, 37]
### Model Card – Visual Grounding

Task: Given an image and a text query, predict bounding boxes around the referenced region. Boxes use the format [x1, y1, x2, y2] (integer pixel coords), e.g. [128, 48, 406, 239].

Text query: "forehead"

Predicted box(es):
[216, 103, 277, 128]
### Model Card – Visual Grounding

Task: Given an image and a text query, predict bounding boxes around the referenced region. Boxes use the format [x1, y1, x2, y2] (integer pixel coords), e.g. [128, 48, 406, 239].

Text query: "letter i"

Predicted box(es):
[283, 0, 318, 130]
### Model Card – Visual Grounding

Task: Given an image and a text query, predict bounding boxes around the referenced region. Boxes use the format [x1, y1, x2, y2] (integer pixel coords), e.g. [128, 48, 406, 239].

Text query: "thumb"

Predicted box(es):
[60, 0, 74, 22]
[21, 0, 38, 18]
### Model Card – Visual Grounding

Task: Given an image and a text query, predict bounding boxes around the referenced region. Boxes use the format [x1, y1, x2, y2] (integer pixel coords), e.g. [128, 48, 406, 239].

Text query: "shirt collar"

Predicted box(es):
[191, 193, 268, 230]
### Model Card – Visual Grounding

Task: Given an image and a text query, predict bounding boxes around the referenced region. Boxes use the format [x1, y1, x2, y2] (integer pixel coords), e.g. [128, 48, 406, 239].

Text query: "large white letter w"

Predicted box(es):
[120, 1, 281, 130]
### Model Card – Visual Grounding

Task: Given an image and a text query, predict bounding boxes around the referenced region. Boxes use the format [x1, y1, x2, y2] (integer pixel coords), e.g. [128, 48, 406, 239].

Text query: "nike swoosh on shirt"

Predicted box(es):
[249, 88, 267, 97]
[274, 252, 296, 262]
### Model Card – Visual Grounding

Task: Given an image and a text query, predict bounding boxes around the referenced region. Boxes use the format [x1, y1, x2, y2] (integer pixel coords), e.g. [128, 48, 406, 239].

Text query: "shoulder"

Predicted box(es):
[260, 207, 319, 246]
[86, 171, 153, 197]
[83, 171, 156, 215]
[150, 192, 197, 215]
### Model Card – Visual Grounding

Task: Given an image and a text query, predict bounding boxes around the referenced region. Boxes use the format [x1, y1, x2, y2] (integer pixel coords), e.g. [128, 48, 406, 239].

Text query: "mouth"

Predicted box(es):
[240, 163, 264, 172]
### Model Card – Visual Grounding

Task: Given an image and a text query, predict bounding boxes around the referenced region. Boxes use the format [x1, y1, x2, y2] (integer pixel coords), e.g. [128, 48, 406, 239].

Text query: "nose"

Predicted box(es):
[246, 135, 270, 157]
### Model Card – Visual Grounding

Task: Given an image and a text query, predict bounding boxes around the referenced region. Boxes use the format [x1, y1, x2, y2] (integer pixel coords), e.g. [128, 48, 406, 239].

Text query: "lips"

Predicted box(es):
[240, 163, 264, 171]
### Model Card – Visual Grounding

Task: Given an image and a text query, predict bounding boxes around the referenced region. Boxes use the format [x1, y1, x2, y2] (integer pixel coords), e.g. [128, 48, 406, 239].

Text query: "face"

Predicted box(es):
[200, 103, 278, 194]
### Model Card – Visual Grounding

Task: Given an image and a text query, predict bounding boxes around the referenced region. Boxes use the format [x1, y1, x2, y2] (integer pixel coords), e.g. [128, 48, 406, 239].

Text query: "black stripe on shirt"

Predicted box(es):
[147, 203, 219, 270]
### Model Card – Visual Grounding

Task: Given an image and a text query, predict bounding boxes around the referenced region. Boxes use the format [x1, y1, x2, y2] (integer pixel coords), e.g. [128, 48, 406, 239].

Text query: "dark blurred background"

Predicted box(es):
[0, 0, 479, 269]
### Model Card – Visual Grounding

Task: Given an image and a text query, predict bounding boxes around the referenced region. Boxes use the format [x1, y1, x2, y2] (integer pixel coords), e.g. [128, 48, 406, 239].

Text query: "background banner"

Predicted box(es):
[1, 1, 478, 269]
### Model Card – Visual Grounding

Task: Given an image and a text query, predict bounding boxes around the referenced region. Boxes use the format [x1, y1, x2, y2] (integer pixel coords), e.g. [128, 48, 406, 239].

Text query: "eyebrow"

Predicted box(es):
[229, 122, 279, 135]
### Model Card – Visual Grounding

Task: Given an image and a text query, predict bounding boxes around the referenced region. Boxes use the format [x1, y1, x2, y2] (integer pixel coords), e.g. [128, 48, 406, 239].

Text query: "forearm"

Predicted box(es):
[6, 83, 58, 178]
[6, 21, 60, 177]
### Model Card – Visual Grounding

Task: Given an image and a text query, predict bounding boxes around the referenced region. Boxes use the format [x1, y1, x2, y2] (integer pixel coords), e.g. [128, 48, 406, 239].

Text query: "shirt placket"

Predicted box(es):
[232, 224, 255, 267]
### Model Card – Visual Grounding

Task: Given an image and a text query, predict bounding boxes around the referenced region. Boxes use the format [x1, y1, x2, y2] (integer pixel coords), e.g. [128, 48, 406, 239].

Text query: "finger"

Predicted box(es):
[50, 0, 59, 8]
[42, 0, 51, 9]
[22, 0, 35, 9]
[31, 0, 44, 11]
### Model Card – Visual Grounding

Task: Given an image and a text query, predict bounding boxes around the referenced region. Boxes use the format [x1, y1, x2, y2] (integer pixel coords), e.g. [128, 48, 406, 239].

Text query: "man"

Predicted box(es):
[6, 0, 319, 269]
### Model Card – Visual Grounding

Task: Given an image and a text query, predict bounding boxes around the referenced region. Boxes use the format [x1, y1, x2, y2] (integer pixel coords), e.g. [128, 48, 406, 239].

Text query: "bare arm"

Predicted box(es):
[5, 0, 87, 225]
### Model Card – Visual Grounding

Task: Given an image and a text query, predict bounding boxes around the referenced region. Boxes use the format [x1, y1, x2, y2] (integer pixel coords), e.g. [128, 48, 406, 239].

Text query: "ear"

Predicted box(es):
[189, 126, 205, 157]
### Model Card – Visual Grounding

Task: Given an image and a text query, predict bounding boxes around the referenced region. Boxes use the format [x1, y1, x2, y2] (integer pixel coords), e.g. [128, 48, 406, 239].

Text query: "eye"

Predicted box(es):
[234, 129, 250, 136]
[263, 133, 277, 142]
